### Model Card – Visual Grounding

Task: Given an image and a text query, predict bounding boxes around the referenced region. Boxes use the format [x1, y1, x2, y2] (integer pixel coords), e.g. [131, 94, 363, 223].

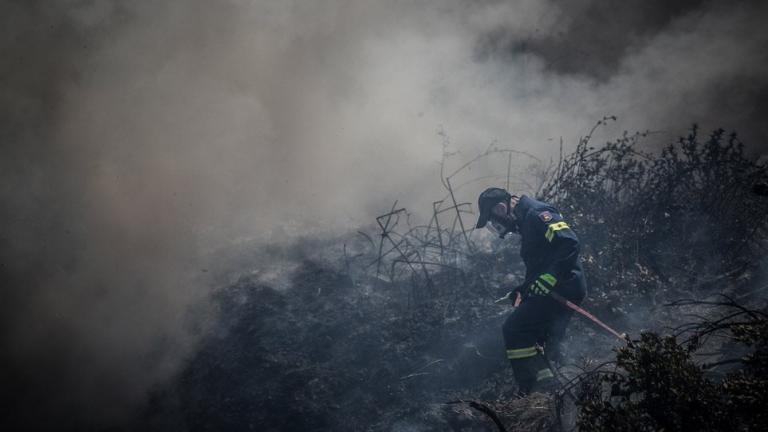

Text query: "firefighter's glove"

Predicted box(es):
[529, 273, 557, 296]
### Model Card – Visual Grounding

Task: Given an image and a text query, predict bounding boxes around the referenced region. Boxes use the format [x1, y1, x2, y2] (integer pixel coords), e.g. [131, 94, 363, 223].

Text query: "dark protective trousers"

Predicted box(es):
[502, 270, 587, 394]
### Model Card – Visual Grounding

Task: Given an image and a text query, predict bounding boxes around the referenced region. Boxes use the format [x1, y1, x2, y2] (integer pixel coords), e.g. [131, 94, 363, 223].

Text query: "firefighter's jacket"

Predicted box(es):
[512, 195, 584, 296]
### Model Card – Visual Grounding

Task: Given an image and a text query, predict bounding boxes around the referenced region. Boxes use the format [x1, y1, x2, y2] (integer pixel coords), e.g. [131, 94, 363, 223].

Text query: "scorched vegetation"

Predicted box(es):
[140, 121, 768, 431]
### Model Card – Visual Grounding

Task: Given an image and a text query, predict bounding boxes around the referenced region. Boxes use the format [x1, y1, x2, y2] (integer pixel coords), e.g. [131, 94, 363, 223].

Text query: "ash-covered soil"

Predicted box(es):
[135, 240, 628, 432]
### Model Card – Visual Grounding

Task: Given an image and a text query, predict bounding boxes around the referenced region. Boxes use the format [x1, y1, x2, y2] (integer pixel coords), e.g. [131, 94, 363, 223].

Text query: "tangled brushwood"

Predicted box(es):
[539, 121, 768, 302]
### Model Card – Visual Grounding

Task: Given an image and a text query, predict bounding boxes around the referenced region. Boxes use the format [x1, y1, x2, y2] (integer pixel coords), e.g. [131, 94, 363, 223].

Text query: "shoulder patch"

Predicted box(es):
[538, 211, 553, 222]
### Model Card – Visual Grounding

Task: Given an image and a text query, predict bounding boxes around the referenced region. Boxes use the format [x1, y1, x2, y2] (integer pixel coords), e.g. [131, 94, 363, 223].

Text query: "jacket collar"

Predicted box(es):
[513, 195, 535, 220]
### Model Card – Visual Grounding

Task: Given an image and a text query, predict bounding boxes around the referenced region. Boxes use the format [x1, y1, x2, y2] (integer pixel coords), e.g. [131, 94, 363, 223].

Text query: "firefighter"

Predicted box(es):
[475, 187, 587, 395]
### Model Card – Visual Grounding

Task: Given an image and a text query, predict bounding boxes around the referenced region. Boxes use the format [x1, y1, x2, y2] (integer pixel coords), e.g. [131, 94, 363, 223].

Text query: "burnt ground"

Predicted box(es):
[133, 240, 637, 432]
[139, 256, 510, 431]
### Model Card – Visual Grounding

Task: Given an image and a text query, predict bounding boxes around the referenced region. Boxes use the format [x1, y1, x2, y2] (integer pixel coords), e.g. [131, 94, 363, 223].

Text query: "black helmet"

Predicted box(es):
[476, 187, 512, 229]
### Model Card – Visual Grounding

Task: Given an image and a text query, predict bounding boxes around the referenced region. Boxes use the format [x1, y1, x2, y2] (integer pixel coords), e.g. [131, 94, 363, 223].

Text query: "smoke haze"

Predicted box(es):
[1, 0, 767, 427]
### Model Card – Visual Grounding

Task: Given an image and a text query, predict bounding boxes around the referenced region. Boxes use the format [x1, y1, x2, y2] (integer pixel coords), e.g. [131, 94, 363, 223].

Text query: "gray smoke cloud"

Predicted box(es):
[1, 0, 767, 427]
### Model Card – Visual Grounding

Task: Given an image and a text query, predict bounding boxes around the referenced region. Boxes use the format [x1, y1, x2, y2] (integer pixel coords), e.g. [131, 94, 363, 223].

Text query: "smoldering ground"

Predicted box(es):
[1, 0, 767, 429]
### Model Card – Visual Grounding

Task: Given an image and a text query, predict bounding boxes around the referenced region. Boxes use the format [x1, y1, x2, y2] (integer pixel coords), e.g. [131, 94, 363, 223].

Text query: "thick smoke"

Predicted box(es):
[1, 0, 767, 427]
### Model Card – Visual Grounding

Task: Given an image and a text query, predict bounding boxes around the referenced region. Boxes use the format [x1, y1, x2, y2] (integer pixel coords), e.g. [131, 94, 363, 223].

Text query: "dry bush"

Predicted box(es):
[576, 300, 768, 431]
[540, 121, 768, 304]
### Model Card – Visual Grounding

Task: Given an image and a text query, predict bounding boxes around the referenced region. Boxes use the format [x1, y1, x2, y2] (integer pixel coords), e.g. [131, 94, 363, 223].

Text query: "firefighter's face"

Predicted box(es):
[487, 199, 519, 238]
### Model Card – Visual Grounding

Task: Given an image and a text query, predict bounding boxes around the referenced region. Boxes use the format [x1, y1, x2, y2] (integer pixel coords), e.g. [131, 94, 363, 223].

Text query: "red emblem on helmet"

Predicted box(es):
[538, 211, 553, 222]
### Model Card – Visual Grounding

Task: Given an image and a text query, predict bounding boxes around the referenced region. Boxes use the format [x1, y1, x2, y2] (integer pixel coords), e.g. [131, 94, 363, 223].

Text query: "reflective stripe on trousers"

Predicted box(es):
[536, 368, 554, 381]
